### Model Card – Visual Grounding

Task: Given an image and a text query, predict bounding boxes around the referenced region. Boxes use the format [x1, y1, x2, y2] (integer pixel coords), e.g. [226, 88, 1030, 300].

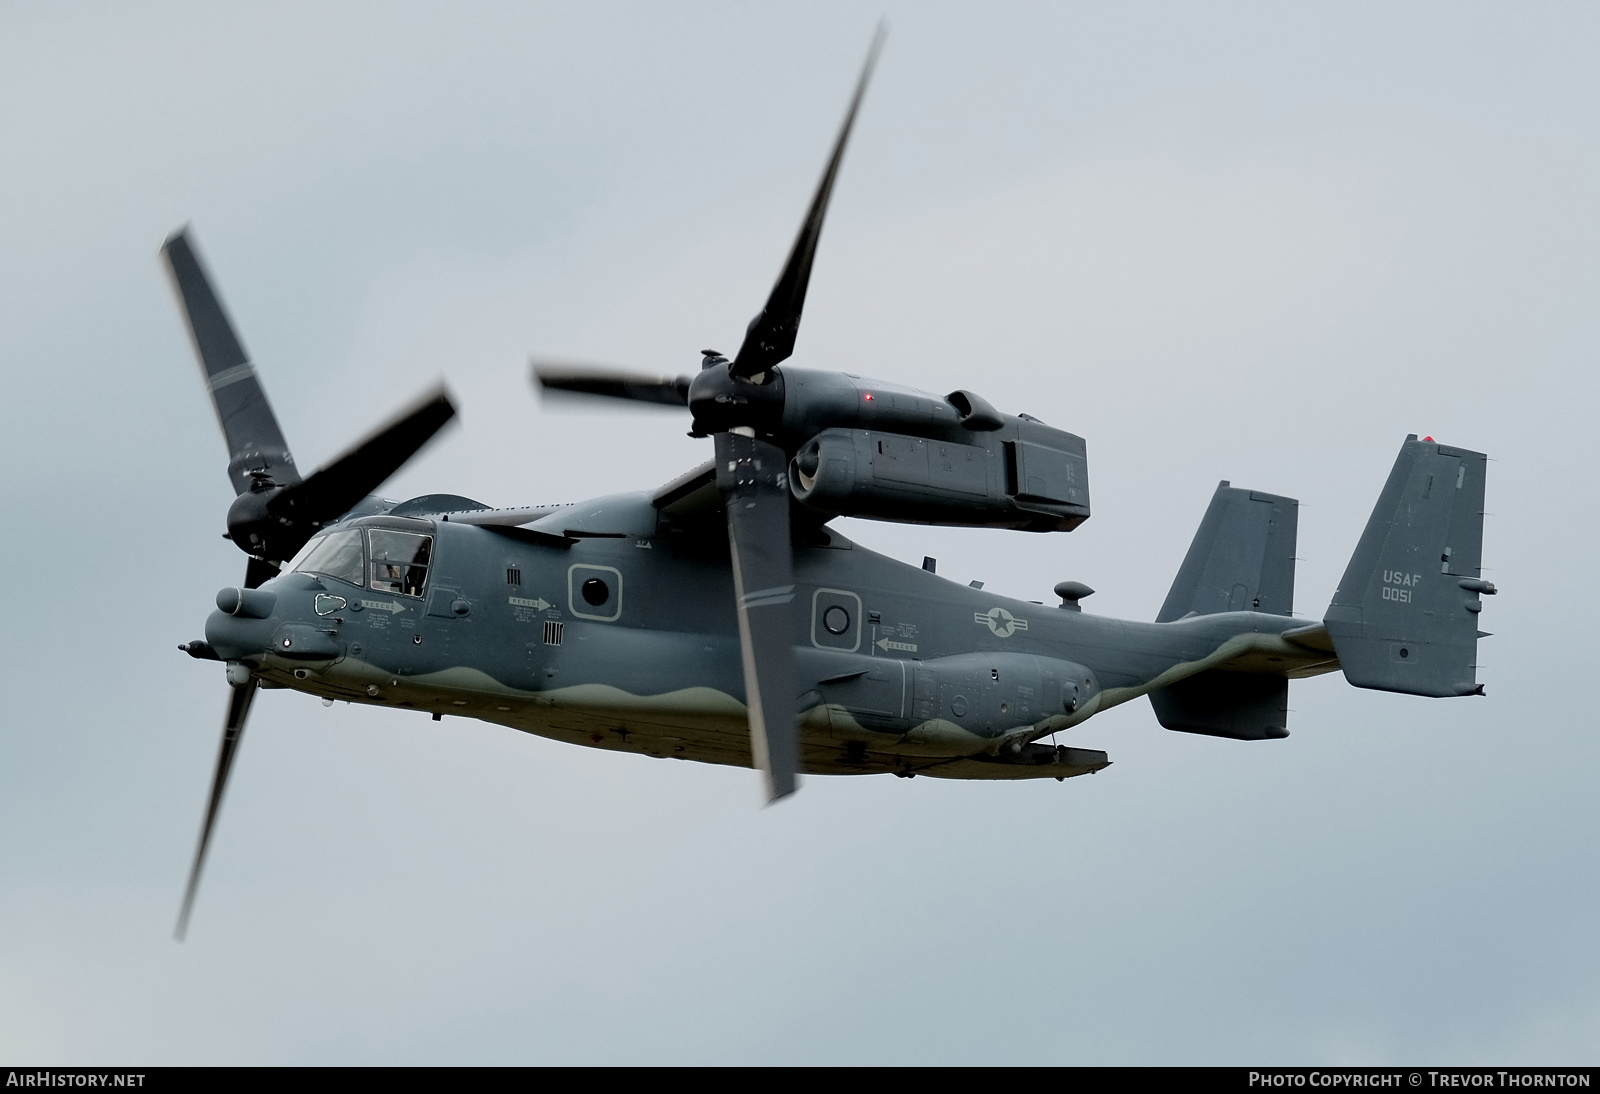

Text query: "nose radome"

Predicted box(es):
[204, 605, 277, 662]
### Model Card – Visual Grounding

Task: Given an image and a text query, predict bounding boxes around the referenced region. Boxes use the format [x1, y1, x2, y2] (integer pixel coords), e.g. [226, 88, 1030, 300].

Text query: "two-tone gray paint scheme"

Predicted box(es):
[165, 33, 1496, 936]
[198, 429, 1492, 785]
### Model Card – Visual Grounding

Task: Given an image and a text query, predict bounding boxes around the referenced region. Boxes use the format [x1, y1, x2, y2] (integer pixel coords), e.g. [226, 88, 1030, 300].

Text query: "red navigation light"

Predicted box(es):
[863, 392, 874, 401]
[1423, 436, 1435, 442]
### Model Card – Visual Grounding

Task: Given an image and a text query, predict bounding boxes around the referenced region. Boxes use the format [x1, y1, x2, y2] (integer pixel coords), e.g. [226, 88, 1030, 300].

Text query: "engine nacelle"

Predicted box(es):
[789, 420, 1090, 531]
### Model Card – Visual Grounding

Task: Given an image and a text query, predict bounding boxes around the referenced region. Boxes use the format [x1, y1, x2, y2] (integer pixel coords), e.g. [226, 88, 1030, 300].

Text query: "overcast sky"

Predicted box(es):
[2, 1, 1597, 1064]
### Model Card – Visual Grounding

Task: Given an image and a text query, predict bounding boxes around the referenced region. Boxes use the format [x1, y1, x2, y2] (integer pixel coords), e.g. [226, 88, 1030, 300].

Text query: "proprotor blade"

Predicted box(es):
[729, 26, 885, 381]
[243, 557, 281, 590]
[161, 229, 300, 495]
[261, 385, 457, 559]
[531, 360, 691, 407]
[175, 679, 257, 941]
[715, 432, 799, 800]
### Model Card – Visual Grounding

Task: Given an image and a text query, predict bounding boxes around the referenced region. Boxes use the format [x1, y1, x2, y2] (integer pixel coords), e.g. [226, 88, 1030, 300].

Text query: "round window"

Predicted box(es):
[823, 605, 850, 635]
[581, 578, 610, 606]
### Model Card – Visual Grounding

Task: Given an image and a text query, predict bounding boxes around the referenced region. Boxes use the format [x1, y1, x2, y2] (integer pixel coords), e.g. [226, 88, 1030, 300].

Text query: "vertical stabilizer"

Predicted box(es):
[1151, 482, 1299, 740]
[1323, 436, 1492, 698]
[1157, 483, 1298, 622]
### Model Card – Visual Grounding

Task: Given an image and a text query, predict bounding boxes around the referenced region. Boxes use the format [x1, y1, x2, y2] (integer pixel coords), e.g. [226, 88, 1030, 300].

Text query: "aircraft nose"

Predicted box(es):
[205, 583, 346, 664]
[205, 600, 277, 661]
[207, 580, 294, 655]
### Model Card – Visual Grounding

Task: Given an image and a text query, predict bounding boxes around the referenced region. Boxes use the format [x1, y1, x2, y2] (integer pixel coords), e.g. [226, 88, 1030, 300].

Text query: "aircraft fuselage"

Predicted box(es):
[200, 492, 1336, 784]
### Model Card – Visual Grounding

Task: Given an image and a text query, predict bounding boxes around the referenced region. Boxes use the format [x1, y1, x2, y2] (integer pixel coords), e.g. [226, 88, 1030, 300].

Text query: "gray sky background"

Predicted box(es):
[1, 1, 1596, 1064]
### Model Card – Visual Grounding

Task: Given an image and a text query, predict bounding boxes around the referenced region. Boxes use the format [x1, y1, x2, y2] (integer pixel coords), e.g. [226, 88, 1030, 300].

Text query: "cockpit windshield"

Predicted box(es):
[290, 529, 365, 586]
[289, 526, 435, 597]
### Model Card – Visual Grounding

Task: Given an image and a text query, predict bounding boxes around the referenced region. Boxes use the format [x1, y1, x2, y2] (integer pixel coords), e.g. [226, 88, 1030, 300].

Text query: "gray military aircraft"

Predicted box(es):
[165, 37, 1494, 938]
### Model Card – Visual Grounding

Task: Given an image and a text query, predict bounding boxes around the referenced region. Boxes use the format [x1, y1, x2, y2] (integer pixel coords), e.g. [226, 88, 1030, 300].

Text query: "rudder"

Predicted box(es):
[1323, 435, 1492, 698]
[1157, 483, 1298, 622]
[1151, 482, 1299, 740]
[1149, 671, 1289, 741]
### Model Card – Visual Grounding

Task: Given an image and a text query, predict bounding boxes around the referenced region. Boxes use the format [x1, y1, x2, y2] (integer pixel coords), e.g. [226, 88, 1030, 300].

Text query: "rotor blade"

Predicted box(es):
[161, 229, 300, 494]
[265, 385, 457, 551]
[714, 432, 799, 800]
[531, 360, 690, 407]
[729, 26, 884, 381]
[175, 679, 257, 941]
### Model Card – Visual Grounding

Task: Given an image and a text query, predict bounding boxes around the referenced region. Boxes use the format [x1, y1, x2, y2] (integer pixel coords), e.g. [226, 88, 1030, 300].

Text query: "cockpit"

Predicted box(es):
[287, 520, 435, 598]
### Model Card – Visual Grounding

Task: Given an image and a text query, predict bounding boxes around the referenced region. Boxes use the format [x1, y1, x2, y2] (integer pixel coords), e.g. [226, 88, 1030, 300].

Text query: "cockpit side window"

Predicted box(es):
[291, 529, 365, 586]
[368, 529, 432, 598]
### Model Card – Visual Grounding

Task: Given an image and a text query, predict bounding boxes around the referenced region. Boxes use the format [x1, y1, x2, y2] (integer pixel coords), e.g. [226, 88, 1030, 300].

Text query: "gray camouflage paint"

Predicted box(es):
[198, 430, 1489, 784]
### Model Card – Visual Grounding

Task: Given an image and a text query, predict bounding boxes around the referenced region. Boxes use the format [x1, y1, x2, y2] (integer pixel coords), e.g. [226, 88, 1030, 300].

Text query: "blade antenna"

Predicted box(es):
[175, 679, 256, 941]
[729, 24, 885, 380]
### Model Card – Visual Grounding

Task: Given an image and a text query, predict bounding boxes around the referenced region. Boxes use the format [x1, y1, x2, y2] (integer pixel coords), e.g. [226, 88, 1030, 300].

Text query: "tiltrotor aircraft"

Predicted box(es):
[165, 38, 1495, 937]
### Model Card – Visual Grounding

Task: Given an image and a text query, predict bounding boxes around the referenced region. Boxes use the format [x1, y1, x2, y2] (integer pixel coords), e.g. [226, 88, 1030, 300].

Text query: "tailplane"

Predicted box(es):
[1323, 435, 1492, 698]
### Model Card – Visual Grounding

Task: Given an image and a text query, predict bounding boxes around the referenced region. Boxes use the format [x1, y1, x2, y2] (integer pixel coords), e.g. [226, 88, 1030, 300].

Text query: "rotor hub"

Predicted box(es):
[687, 361, 786, 439]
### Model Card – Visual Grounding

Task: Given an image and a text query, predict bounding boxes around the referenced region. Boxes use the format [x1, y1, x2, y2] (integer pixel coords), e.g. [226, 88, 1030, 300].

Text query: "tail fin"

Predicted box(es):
[1149, 672, 1290, 741]
[1157, 483, 1298, 622]
[1150, 483, 1299, 741]
[1323, 435, 1491, 698]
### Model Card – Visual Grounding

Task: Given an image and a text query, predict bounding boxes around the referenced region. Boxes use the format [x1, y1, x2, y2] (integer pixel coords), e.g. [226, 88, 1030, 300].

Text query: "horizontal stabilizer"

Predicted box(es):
[1323, 436, 1491, 698]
